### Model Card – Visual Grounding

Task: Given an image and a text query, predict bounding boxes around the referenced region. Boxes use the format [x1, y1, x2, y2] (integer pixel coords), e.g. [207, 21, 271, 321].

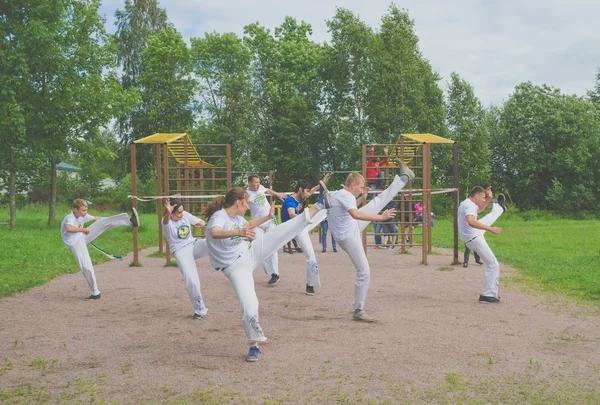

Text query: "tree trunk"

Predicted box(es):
[9, 145, 17, 231]
[48, 159, 57, 225]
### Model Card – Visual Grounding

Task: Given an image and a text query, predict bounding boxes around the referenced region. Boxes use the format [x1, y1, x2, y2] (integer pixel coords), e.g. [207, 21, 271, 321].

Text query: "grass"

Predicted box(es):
[1, 205, 600, 303]
[0, 204, 160, 298]
[431, 210, 600, 302]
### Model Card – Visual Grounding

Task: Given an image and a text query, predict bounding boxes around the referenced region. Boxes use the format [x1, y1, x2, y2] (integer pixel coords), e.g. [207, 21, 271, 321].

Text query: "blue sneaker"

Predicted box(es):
[246, 345, 261, 362]
[318, 181, 332, 209]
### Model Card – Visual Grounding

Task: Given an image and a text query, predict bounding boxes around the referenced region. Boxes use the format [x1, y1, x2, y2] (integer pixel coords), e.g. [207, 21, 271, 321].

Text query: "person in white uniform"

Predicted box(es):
[203, 186, 329, 362]
[60, 199, 139, 300]
[457, 186, 506, 303]
[327, 159, 414, 322]
[281, 175, 330, 295]
[162, 199, 209, 319]
[246, 174, 287, 285]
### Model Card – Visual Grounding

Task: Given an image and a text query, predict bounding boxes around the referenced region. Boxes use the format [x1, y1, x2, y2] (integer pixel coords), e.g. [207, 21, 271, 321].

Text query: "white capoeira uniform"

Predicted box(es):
[206, 207, 322, 343]
[458, 199, 504, 298]
[247, 185, 279, 278]
[328, 175, 408, 311]
[61, 212, 132, 295]
[293, 209, 328, 287]
[163, 212, 208, 316]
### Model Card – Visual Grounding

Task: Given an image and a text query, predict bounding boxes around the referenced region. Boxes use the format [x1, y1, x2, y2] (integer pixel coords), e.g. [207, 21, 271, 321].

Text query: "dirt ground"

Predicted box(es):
[1, 234, 599, 404]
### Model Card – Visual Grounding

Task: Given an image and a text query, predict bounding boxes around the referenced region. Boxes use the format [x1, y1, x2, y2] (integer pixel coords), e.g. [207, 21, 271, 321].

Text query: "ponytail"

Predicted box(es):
[203, 187, 248, 220]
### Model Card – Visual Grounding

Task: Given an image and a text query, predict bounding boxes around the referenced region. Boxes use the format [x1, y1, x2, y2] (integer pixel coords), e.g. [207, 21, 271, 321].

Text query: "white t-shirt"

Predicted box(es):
[247, 185, 271, 219]
[328, 189, 359, 241]
[162, 211, 204, 253]
[61, 212, 94, 248]
[458, 198, 484, 242]
[206, 208, 250, 269]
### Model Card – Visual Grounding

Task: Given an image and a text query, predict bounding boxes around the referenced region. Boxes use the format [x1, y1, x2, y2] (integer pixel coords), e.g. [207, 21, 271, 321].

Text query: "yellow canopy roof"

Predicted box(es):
[389, 133, 454, 165]
[134, 133, 213, 167]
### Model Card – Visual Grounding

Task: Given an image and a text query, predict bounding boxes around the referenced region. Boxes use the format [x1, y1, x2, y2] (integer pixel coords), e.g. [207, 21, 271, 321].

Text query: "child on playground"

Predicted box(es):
[60, 199, 139, 300]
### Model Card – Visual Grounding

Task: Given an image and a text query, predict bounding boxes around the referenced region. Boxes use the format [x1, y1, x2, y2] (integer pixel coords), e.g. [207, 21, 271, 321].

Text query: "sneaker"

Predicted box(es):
[268, 274, 280, 285]
[284, 247, 294, 254]
[306, 284, 315, 296]
[295, 247, 303, 253]
[322, 248, 326, 253]
[333, 248, 337, 253]
[318, 181, 332, 209]
[394, 158, 415, 182]
[462, 262, 469, 268]
[475, 259, 484, 265]
[246, 345, 261, 362]
[353, 309, 376, 322]
[130, 207, 140, 227]
[192, 313, 205, 320]
[86, 293, 101, 300]
[497, 193, 507, 213]
[478, 295, 501, 304]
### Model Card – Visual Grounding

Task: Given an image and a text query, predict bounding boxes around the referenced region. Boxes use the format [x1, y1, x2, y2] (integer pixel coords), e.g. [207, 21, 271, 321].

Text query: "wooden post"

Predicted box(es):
[226, 144, 232, 189]
[453, 143, 460, 265]
[130, 143, 139, 266]
[163, 143, 171, 266]
[421, 143, 430, 265]
[361, 144, 367, 255]
[156, 144, 163, 253]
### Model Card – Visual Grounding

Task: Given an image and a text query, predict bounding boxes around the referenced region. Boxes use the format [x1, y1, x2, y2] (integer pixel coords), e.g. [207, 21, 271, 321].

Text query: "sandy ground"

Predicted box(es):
[1, 234, 599, 404]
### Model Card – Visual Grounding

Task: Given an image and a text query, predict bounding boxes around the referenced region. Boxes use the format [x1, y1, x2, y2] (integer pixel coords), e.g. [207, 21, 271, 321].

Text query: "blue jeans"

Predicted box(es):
[321, 221, 336, 249]
[373, 222, 383, 245]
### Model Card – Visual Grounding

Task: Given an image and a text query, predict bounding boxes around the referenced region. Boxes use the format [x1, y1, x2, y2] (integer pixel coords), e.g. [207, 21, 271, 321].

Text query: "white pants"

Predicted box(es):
[172, 239, 209, 316]
[69, 213, 131, 295]
[464, 203, 504, 297]
[336, 175, 407, 310]
[221, 209, 317, 343]
[293, 209, 328, 287]
[258, 220, 279, 276]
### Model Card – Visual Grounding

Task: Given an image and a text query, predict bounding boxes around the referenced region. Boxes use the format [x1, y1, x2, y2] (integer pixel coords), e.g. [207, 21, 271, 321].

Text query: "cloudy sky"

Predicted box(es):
[99, 0, 600, 106]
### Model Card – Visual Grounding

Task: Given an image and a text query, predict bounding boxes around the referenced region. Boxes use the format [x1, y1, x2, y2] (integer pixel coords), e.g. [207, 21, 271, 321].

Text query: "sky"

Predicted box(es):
[99, 0, 600, 107]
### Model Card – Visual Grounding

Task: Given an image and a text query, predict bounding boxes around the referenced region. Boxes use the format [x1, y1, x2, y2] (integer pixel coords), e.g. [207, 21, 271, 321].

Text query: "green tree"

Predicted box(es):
[586, 66, 600, 106]
[493, 82, 600, 210]
[138, 27, 198, 134]
[113, 0, 170, 178]
[365, 5, 445, 143]
[244, 18, 326, 189]
[321, 8, 374, 174]
[190, 32, 254, 169]
[445, 71, 491, 196]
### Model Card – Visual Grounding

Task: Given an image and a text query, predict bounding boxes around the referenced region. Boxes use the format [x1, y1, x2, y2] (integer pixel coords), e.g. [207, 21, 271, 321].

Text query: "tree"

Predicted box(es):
[243, 18, 326, 189]
[321, 8, 374, 174]
[138, 27, 198, 134]
[493, 82, 600, 210]
[113, 0, 170, 178]
[586, 66, 600, 106]
[445, 71, 491, 196]
[190, 31, 254, 169]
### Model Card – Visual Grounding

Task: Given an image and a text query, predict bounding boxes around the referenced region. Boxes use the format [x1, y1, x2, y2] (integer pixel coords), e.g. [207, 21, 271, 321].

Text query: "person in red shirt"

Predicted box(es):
[366, 145, 389, 190]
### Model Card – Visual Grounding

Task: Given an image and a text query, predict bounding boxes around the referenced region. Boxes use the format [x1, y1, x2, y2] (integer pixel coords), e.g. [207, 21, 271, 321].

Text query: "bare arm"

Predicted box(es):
[211, 225, 254, 240]
[65, 224, 90, 235]
[247, 202, 276, 228]
[348, 207, 396, 222]
[478, 187, 494, 213]
[308, 173, 330, 195]
[466, 215, 501, 235]
[287, 207, 298, 219]
[163, 201, 173, 225]
[355, 186, 372, 206]
[265, 189, 287, 201]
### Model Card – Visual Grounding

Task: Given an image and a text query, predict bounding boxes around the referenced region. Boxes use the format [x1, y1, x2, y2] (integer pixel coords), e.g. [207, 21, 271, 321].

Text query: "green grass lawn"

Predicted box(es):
[1, 205, 600, 303]
[431, 211, 600, 302]
[0, 204, 160, 297]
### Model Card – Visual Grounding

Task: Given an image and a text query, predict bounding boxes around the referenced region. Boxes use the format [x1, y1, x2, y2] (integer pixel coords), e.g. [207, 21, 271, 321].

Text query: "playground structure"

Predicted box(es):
[128, 132, 459, 267]
[130, 133, 232, 266]
[361, 134, 459, 265]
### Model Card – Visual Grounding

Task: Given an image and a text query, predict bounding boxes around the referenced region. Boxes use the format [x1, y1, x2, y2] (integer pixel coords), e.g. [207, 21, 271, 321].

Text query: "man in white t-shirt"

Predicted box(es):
[61, 199, 139, 300]
[327, 159, 414, 322]
[246, 174, 287, 285]
[458, 186, 507, 304]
